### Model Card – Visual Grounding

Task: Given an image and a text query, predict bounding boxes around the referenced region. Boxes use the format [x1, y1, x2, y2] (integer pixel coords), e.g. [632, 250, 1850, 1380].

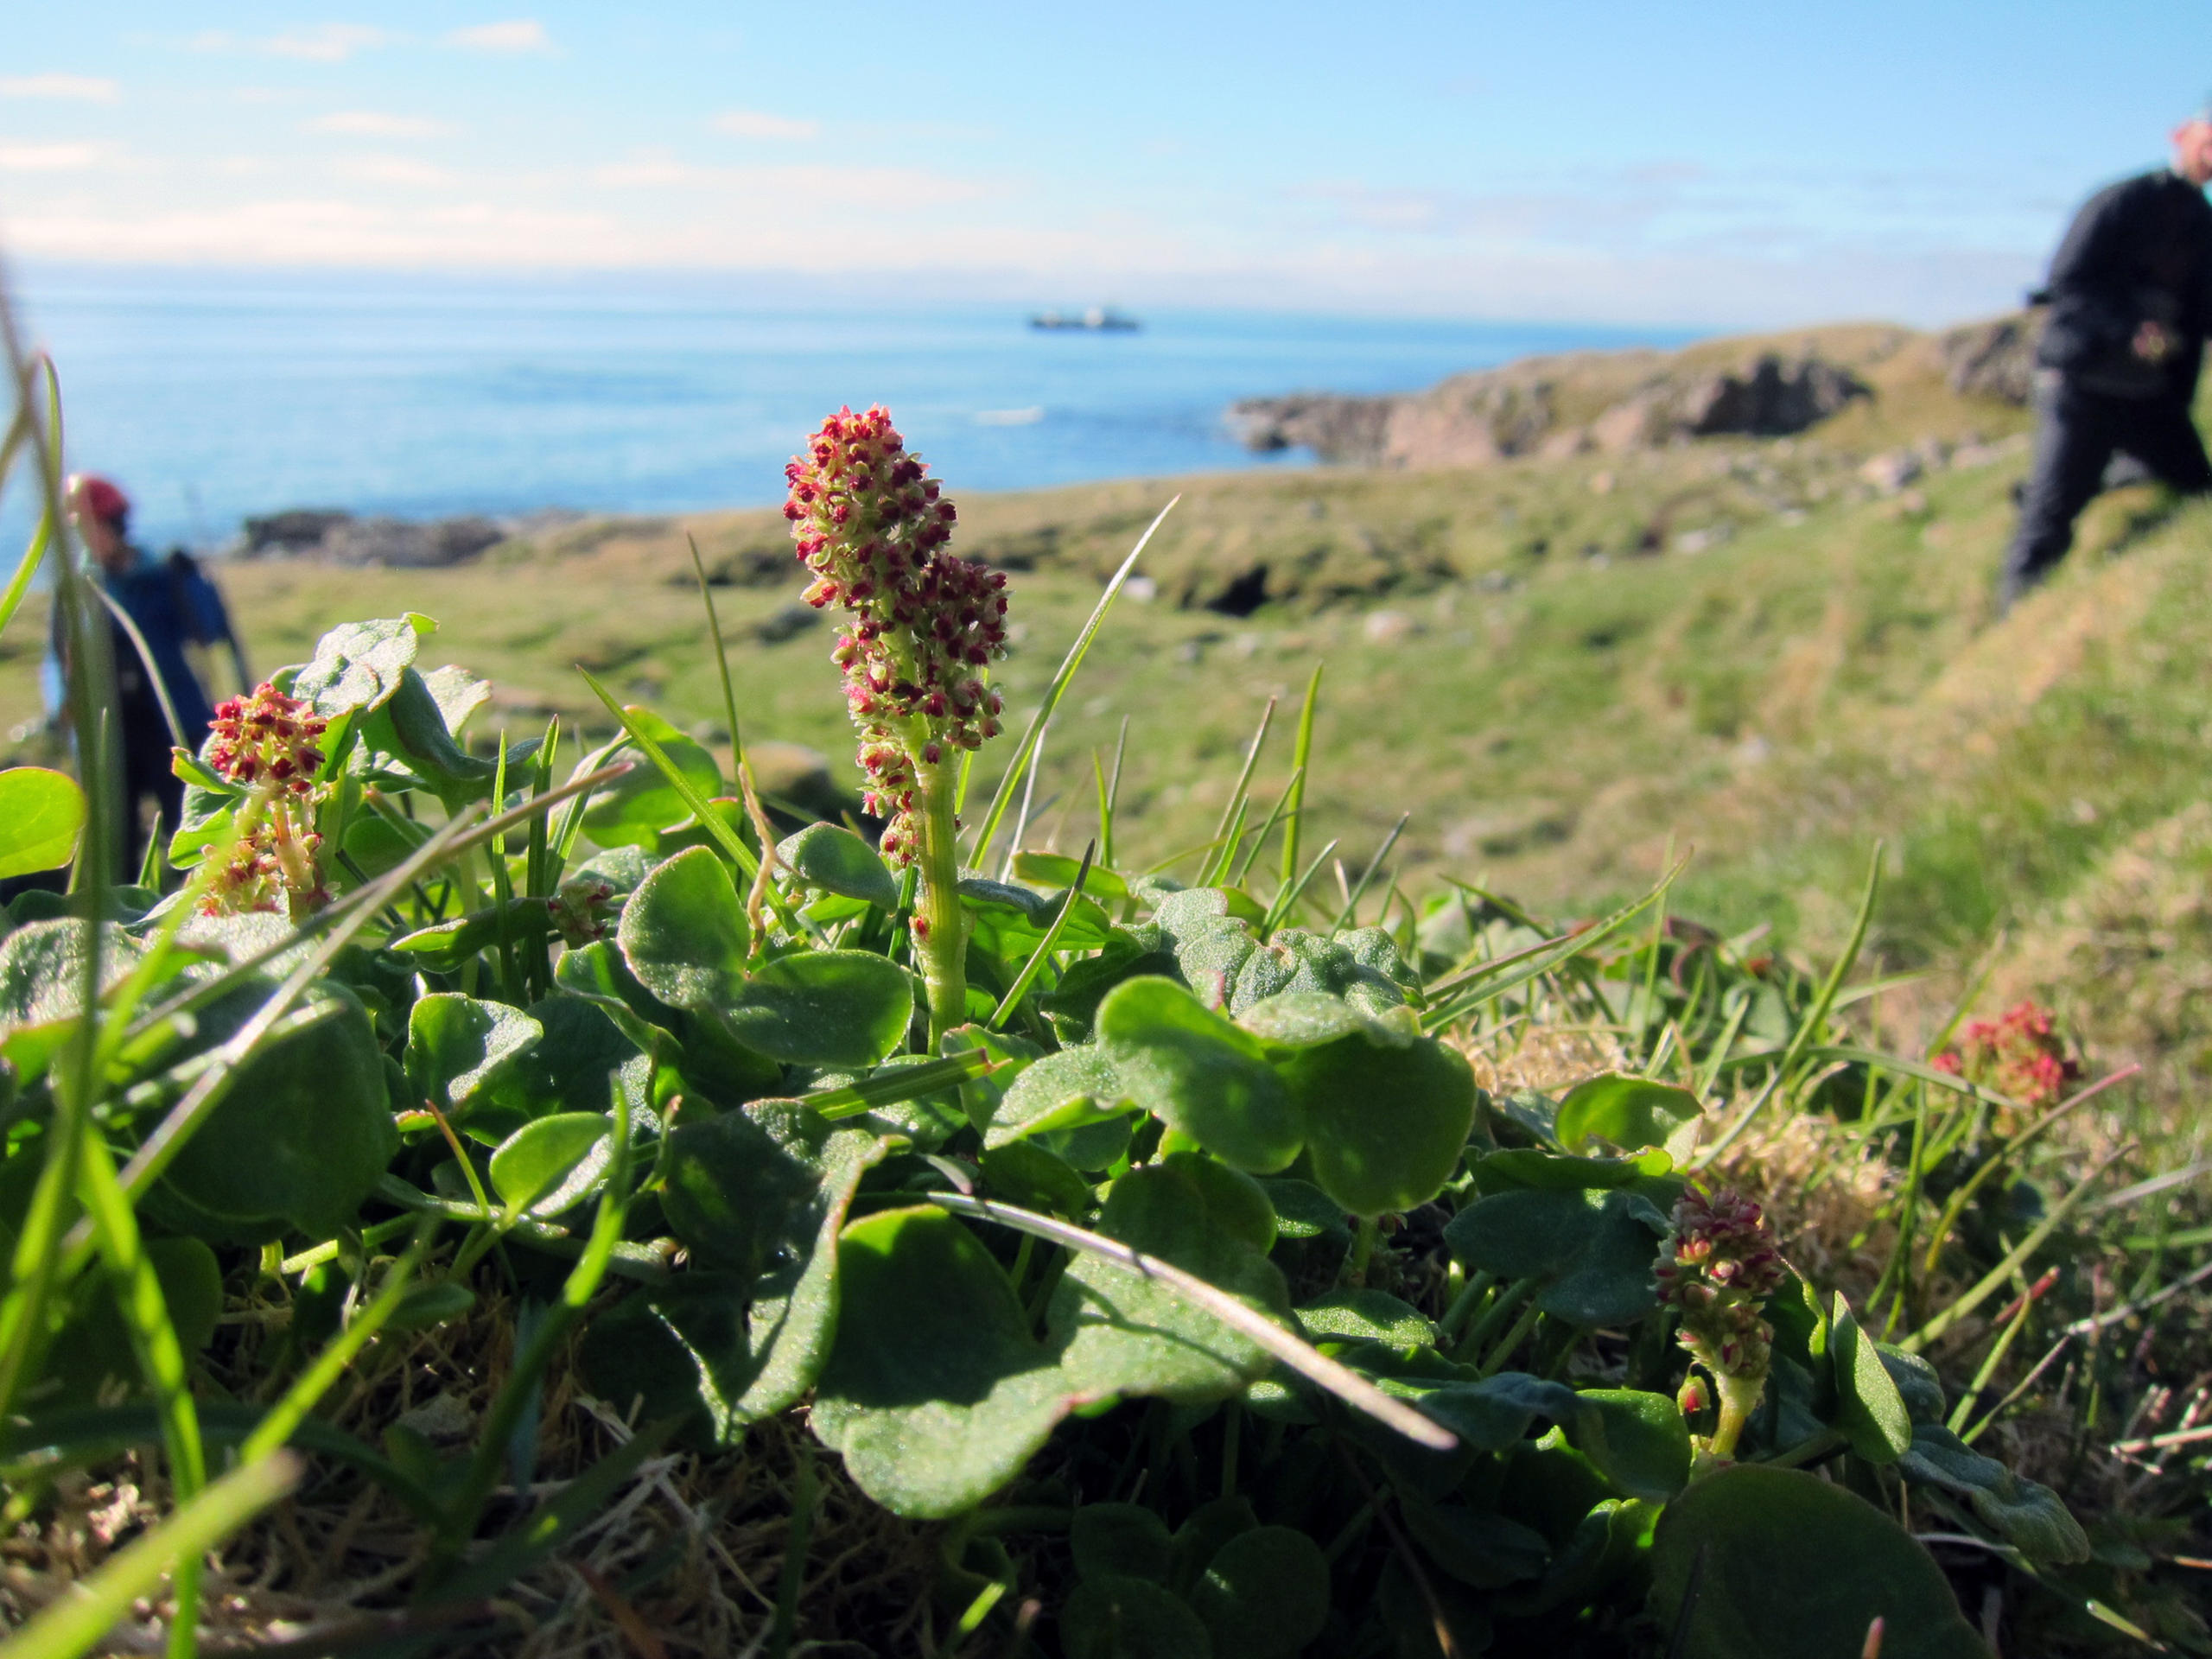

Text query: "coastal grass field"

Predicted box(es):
[5, 321, 2211, 1084]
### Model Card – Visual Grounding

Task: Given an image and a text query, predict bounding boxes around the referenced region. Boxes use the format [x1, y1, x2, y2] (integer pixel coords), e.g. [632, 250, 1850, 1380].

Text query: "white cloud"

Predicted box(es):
[340, 155, 453, 186]
[0, 74, 118, 103]
[710, 110, 819, 142]
[0, 142, 102, 172]
[309, 111, 452, 139]
[190, 24, 392, 62]
[445, 21, 553, 54]
[593, 150, 692, 187]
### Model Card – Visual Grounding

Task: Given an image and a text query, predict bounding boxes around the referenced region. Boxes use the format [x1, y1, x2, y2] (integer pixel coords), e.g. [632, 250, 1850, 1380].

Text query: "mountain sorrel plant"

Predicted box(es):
[1933, 997, 2082, 1112]
[784, 404, 1007, 1041]
[1654, 1185, 1787, 1459]
[197, 681, 332, 919]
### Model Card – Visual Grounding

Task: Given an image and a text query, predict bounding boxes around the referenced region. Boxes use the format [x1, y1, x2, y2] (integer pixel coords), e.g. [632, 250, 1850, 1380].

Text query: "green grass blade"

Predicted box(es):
[1420, 861, 1685, 1032]
[4, 1452, 298, 1659]
[1280, 663, 1323, 886]
[1330, 811, 1408, 932]
[1698, 841, 1883, 1166]
[0, 509, 51, 647]
[1000, 715, 1050, 879]
[1098, 715, 1128, 873]
[804, 1050, 1002, 1118]
[990, 840, 1097, 1027]
[970, 494, 1179, 868]
[1231, 765, 1303, 887]
[1205, 696, 1277, 883]
[688, 532, 747, 776]
[1261, 836, 1338, 938]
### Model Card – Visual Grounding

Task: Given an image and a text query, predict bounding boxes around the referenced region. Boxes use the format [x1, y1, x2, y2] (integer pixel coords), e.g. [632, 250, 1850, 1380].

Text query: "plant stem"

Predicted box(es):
[914, 760, 969, 1047]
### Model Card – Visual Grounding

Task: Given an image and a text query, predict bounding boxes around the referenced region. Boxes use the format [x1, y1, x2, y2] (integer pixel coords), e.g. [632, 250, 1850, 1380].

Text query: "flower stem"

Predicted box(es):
[913, 760, 968, 1047]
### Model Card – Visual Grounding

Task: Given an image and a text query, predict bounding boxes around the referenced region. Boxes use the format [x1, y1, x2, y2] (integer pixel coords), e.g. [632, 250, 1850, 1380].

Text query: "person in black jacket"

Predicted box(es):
[1999, 111, 2212, 612]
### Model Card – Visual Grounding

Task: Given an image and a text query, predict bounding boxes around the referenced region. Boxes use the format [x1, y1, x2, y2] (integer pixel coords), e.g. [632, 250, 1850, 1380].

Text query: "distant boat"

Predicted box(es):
[1030, 306, 1141, 332]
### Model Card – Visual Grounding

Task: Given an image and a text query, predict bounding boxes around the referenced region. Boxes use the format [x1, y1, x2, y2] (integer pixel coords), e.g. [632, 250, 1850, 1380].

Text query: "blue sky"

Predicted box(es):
[0, 3, 2201, 326]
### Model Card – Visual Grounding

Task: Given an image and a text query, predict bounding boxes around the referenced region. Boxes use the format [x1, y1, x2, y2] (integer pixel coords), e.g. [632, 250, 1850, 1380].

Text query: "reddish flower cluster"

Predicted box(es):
[783, 406, 1009, 863]
[551, 874, 618, 947]
[1932, 1000, 2081, 1110]
[200, 683, 331, 921]
[1654, 1185, 1788, 1379]
[207, 683, 327, 795]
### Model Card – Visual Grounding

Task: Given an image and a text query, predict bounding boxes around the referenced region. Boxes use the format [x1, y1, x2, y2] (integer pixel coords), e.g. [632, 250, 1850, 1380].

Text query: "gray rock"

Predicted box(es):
[1940, 312, 2039, 405]
[240, 508, 352, 556]
[321, 515, 505, 568]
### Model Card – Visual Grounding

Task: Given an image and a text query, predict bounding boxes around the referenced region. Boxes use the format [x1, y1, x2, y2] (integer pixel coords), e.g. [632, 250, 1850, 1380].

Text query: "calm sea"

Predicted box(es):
[4, 267, 1699, 554]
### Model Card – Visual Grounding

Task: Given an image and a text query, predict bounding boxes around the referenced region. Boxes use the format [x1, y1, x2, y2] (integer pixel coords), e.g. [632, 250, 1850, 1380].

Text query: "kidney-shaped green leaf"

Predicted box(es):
[1061, 1575, 1212, 1659]
[777, 822, 898, 908]
[1566, 1388, 1691, 1501]
[580, 709, 723, 849]
[488, 1112, 610, 1214]
[1277, 1022, 1474, 1217]
[1098, 976, 1300, 1173]
[404, 992, 543, 1114]
[1444, 1185, 1669, 1326]
[1553, 1073, 1700, 1154]
[1649, 1464, 1989, 1659]
[290, 613, 431, 720]
[721, 950, 913, 1067]
[1189, 1525, 1330, 1659]
[0, 767, 85, 880]
[161, 981, 397, 1237]
[618, 845, 750, 1011]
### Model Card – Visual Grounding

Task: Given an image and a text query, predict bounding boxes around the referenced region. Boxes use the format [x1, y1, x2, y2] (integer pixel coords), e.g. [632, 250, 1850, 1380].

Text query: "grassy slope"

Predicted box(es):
[6, 321, 2208, 1048]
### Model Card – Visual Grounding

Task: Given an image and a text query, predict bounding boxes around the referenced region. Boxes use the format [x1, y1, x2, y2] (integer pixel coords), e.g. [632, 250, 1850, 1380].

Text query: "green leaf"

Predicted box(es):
[43, 1237, 223, 1401]
[1552, 1073, 1700, 1154]
[488, 1112, 612, 1215]
[1471, 1147, 1675, 1192]
[404, 993, 543, 1114]
[776, 822, 898, 908]
[1896, 1423, 2091, 1565]
[1257, 1178, 1348, 1245]
[815, 1154, 1289, 1517]
[617, 845, 751, 1010]
[160, 982, 397, 1236]
[810, 1205, 1066, 1517]
[1097, 976, 1300, 1173]
[1013, 849, 1129, 903]
[1188, 1526, 1329, 1659]
[1236, 988, 1391, 1051]
[1061, 1575, 1213, 1659]
[1567, 1388, 1691, 1500]
[290, 614, 432, 720]
[985, 1044, 1136, 1169]
[0, 768, 85, 880]
[0, 919, 145, 1081]
[981, 1141, 1094, 1217]
[582, 1101, 889, 1440]
[721, 950, 913, 1067]
[1276, 1020, 1474, 1216]
[580, 708, 723, 849]
[353, 666, 532, 801]
[1442, 1186, 1670, 1325]
[1072, 1503, 1174, 1583]
[1830, 1293, 1912, 1465]
[1296, 1289, 1437, 1348]
[1648, 1465, 1990, 1659]
[1395, 1492, 1550, 1590]
[482, 995, 642, 1130]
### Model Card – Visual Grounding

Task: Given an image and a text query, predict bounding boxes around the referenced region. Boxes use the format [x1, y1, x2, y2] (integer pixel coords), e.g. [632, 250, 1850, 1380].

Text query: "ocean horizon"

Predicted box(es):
[2, 266, 1704, 556]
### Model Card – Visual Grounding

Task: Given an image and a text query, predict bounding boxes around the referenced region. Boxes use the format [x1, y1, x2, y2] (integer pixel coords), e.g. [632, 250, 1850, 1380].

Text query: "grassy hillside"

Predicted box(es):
[6, 320, 2209, 1067]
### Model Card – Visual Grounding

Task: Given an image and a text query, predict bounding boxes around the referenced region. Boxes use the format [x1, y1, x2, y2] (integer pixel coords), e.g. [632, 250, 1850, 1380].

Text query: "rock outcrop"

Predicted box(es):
[1230, 347, 1871, 470]
[1939, 311, 2040, 405]
[235, 511, 507, 567]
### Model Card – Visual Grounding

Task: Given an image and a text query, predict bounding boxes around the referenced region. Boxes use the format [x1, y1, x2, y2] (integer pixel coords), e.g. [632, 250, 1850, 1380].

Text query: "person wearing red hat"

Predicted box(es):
[48, 474, 245, 876]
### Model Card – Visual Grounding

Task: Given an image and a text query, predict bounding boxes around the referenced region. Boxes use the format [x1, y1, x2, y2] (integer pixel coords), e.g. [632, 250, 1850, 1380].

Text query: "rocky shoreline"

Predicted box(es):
[1228, 310, 2040, 468]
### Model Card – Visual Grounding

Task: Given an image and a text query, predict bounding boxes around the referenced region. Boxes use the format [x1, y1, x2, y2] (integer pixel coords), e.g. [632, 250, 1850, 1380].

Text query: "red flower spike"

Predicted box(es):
[782, 404, 1010, 864]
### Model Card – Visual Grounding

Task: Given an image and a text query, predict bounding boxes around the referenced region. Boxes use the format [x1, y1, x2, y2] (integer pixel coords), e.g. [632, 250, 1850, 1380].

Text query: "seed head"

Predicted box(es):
[1655, 1185, 1786, 1381]
[784, 406, 1009, 863]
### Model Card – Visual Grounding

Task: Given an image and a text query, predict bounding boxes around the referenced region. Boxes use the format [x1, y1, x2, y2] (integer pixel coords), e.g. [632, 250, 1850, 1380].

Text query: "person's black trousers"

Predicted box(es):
[2000, 377, 2212, 607]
